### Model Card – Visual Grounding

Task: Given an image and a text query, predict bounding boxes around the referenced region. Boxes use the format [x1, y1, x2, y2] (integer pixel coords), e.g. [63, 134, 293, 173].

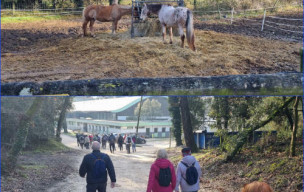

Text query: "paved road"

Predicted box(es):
[47, 134, 173, 192]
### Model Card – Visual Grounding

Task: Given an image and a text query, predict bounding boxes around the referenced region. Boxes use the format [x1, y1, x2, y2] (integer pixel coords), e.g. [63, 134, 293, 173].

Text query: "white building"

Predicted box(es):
[66, 96, 172, 138]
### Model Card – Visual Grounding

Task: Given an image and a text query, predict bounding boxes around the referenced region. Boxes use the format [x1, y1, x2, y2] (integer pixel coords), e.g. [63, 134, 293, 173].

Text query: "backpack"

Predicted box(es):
[127, 137, 131, 143]
[79, 136, 85, 143]
[109, 136, 115, 143]
[181, 162, 198, 185]
[158, 167, 172, 187]
[132, 136, 136, 143]
[91, 153, 106, 179]
[102, 136, 108, 142]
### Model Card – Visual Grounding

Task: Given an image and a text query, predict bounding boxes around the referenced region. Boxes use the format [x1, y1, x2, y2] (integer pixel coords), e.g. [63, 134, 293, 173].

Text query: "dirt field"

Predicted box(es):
[1, 13, 302, 83]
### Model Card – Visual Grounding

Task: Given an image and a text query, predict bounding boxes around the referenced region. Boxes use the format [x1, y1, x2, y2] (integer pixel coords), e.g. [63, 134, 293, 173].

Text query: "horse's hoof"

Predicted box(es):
[91, 35, 96, 38]
[170, 41, 173, 44]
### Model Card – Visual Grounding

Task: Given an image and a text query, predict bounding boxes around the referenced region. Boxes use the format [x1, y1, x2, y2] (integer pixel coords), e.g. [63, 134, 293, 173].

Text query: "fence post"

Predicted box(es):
[230, 7, 234, 24]
[218, 10, 222, 19]
[12, 2, 15, 15]
[261, 9, 266, 31]
[131, 0, 134, 38]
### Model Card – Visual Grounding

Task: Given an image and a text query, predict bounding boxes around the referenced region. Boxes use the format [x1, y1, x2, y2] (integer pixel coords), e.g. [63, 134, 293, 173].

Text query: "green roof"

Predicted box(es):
[67, 118, 172, 127]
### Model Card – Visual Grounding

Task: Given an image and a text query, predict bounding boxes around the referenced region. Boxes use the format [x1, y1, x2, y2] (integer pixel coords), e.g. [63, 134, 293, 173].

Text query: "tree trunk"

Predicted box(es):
[193, 0, 197, 10]
[283, 96, 293, 130]
[56, 97, 70, 139]
[226, 97, 295, 162]
[136, 96, 143, 137]
[180, 97, 198, 153]
[168, 97, 183, 146]
[290, 96, 300, 157]
[7, 97, 43, 171]
[63, 118, 68, 133]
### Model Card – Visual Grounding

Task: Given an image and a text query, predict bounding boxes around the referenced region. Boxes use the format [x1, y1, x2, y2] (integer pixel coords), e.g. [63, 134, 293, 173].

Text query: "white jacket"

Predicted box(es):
[175, 155, 202, 192]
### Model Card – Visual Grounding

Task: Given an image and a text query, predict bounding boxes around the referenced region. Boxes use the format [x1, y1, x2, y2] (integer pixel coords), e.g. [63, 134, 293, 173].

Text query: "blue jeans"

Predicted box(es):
[87, 182, 107, 192]
[132, 143, 136, 152]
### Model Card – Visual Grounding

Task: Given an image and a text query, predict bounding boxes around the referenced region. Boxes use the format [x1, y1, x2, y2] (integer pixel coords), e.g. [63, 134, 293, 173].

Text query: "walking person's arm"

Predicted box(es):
[175, 163, 182, 192]
[146, 165, 155, 192]
[196, 161, 202, 177]
[105, 155, 116, 187]
[170, 163, 177, 191]
[79, 156, 88, 177]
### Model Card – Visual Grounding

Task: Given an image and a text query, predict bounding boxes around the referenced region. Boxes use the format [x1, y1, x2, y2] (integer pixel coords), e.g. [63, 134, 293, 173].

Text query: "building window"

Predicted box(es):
[162, 128, 166, 132]
[154, 128, 158, 133]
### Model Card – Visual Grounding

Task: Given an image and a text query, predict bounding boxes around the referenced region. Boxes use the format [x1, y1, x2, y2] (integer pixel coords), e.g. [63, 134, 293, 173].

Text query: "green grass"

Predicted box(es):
[30, 138, 70, 154]
[1, 15, 75, 24]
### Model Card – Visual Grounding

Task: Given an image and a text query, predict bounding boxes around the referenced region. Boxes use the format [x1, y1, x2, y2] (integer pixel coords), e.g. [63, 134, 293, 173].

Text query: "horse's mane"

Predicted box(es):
[147, 4, 163, 14]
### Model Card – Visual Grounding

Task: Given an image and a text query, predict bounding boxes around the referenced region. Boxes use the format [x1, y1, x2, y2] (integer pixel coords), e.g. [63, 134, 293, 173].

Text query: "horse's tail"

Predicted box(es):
[186, 10, 195, 51]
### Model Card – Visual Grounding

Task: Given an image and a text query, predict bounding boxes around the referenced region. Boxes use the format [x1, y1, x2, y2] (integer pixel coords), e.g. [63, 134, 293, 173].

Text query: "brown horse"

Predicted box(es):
[82, 4, 132, 37]
[241, 181, 274, 192]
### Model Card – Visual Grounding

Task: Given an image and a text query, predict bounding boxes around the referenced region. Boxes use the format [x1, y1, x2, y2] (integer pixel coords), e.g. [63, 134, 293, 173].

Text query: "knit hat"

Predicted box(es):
[182, 147, 191, 156]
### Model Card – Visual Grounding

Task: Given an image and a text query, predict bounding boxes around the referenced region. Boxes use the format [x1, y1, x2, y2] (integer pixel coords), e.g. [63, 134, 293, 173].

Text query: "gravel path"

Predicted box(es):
[47, 135, 174, 192]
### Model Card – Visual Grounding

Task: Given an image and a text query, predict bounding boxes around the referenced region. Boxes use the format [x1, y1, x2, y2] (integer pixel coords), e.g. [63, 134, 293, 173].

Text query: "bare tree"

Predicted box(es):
[180, 97, 198, 153]
[290, 96, 300, 157]
[56, 97, 72, 140]
[7, 97, 43, 171]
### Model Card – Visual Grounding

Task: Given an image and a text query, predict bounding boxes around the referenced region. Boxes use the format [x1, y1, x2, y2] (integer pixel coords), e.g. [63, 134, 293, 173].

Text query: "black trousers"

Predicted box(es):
[87, 182, 107, 192]
[110, 143, 115, 153]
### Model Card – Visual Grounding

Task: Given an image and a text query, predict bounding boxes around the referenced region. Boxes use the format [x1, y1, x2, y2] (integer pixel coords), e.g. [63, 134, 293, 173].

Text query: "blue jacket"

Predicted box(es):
[79, 150, 116, 184]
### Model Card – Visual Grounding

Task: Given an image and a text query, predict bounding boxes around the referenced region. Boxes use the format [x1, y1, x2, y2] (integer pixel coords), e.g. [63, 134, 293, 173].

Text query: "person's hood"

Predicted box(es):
[181, 155, 196, 166]
[154, 158, 172, 169]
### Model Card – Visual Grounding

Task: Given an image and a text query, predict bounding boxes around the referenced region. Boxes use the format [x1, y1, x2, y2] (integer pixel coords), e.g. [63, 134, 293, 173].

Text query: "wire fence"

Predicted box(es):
[192, 3, 303, 41]
[2, 1, 302, 40]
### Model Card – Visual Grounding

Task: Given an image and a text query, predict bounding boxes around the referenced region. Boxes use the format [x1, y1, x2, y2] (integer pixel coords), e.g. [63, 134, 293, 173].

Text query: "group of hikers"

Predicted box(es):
[79, 141, 274, 192]
[76, 133, 138, 154]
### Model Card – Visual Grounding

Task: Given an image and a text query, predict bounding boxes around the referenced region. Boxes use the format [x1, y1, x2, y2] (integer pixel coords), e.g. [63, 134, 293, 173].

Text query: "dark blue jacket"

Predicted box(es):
[79, 150, 116, 184]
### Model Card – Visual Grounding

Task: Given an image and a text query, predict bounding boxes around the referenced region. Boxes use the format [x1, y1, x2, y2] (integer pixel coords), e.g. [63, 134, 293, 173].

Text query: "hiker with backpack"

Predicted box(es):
[117, 134, 124, 151]
[85, 135, 90, 149]
[79, 141, 116, 192]
[101, 134, 108, 149]
[125, 135, 132, 154]
[175, 147, 202, 192]
[76, 133, 80, 147]
[108, 133, 116, 153]
[131, 135, 136, 153]
[79, 134, 85, 149]
[94, 134, 101, 143]
[146, 149, 176, 192]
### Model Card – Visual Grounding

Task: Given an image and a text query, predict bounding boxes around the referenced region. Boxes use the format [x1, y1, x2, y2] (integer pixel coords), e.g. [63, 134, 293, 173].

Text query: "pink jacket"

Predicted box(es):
[146, 158, 176, 192]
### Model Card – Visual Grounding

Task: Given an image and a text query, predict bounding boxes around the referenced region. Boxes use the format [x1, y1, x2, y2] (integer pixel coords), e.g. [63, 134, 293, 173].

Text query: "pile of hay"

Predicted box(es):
[1, 29, 301, 83]
[132, 18, 179, 37]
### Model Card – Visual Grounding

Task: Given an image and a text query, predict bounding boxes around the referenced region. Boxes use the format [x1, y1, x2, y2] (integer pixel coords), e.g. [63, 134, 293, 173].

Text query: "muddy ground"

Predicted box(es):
[1, 12, 302, 83]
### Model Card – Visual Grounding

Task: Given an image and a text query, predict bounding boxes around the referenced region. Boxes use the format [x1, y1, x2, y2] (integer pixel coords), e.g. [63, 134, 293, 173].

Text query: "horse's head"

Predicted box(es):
[133, 7, 140, 18]
[140, 3, 149, 21]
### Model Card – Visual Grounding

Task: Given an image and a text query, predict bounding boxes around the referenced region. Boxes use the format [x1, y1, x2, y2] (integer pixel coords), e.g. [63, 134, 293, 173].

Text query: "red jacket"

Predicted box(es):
[146, 158, 176, 192]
